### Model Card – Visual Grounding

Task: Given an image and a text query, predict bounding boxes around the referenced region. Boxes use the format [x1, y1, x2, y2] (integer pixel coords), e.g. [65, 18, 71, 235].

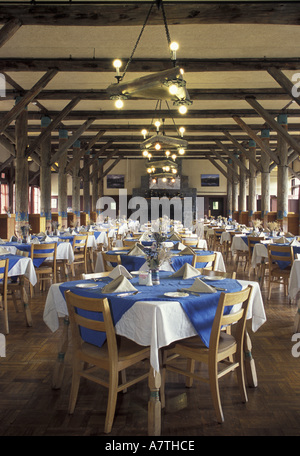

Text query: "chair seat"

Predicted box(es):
[80, 338, 150, 364]
[173, 332, 236, 357]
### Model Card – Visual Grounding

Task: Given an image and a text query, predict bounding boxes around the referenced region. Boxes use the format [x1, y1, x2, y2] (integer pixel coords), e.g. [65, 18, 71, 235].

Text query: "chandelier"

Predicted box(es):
[106, 0, 192, 114]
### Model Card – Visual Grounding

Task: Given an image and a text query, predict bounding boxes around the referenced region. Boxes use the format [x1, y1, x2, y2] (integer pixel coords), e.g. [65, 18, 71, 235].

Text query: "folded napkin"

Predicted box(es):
[168, 233, 181, 241]
[0, 246, 9, 255]
[101, 275, 137, 293]
[0, 239, 5, 244]
[127, 245, 146, 256]
[274, 236, 287, 243]
[37, 232, 45, 236]
[176, 242, 186, 251]
[182, 277, 216, 294]
[171, 263, 200, 280]
[45, 235, 52, 242]
[290, 239, 300, 246]
[286, 232, 294, 238]
[30, 238, 40, 244]
[108, 265, 133, 279]
[179, 246, 195, 255]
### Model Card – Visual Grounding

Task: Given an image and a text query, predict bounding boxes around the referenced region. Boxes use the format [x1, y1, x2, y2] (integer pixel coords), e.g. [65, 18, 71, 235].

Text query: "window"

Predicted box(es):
[0, 183, 9, 214]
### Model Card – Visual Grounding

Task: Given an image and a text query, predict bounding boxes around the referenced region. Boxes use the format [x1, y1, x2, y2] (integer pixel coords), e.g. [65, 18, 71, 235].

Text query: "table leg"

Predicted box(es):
[19, 277, 32, 327]
[244, 330, 258, 388]
[52, 317, 70, 389]
[148, 367, 161, 436]
[294, 295, 300, 333]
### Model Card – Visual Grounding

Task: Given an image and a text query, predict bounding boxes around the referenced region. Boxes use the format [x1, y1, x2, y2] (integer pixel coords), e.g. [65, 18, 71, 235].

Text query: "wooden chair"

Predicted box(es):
[161, 285, 253, 423]
[65, 290, 150, 433]
[267, 244, 294, 300]
[123, 240, 136, 247]
[198, 268, 236, 280]
[247, 236, 265, 278]
[213, 229, 225, 252]
[102, 252, 121, 271]
[192, 252, 217, 270]
[70, 235, 88, 277]
[30, 242, 57, 296]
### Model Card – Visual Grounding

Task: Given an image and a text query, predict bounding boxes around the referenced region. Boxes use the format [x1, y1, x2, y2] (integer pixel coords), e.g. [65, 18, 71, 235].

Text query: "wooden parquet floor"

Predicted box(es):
[0, 259, 299, 437]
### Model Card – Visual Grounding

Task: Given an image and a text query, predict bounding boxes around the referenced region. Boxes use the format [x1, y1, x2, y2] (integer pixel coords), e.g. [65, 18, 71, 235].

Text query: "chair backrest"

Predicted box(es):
[81, 272, 111, 280]
[210, 285, 253, 355]
[123, 240, 135, 247]
[102, 252, 121, 271]
[267, 244, 294, 269]
[214, 229, 225, 240]
[192, 252, 217, 269]
[247, 236, 265, 258]
[30, 242, 57, 269]
[198, 268, 236, 279]
[0, 258, 9, 296]
[72, 235, 88, 253]
[65, 290, 118, 364]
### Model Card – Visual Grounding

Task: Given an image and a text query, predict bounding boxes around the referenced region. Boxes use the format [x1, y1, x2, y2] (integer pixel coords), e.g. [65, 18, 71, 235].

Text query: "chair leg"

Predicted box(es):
[68, 361, 82, 414]
[185, 359, 195, 387]
[3, 296, 9, 334]
[235, 353, 248, 404]
[208, 361, 224, 423]
[105, 370, 119, 434]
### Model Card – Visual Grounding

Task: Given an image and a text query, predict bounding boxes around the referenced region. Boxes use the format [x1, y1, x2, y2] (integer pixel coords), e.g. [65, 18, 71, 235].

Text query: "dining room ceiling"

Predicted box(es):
[1, 1, 300, 176]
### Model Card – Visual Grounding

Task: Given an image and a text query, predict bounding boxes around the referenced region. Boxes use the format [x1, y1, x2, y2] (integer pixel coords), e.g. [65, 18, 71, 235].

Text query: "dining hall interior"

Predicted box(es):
[0, 0, 299, 438]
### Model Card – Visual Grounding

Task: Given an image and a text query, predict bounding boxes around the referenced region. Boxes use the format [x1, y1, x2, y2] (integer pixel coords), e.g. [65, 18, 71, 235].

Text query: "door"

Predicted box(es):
[208, 197, 224, 218]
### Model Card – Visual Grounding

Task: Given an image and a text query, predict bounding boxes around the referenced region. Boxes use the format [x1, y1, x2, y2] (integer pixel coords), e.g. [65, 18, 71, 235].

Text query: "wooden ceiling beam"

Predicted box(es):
[215, 140, 251, 177]
[0, 3, 299, 26]
[4, 108, 299, 121]
[0, 69, 58, 135]
[3, 88, 291, 101]
[1, 57, 300, 73]
[245, 96, 300, 157]
[0, 18, 22, 48]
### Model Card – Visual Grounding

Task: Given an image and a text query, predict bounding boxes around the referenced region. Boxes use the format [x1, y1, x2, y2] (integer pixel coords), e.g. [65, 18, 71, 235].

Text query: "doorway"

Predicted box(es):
[208, 197, 224, 218]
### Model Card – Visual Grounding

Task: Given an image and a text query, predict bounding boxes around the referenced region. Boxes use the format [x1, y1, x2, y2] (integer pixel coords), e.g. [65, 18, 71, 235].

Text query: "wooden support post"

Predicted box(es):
[239, 152, 247, 221]
[40, 116, 52, 233]
[57, 129, 68, 229]
[248, 140, 257, 223]
[277, 114, 289, 232]
[72, 140, 81, 228]
[232, 159, 239, 215]
[260, 129, 271, 228]
[92, 158, 99, 213]
[83, 153, 91, 224]
[15, 97, 28, 235]
[226, 160, 233, 219]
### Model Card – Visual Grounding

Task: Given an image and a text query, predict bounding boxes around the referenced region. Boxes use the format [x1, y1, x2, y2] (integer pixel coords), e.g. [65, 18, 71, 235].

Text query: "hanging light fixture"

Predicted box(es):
[106, 0, 192, 113]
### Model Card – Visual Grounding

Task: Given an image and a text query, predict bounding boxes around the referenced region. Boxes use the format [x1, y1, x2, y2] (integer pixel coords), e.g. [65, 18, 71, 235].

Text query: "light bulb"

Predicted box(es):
[147, 168, 152, 173]
[170, 42, 179, 61]
[155, 120, 161, 132]
[151, 167, 156, 172]
[169, 83, 178, 95]
[178, 148, 185, 155]
[162, 177, 167, 183]
[152, 178, 157, 184]
[172, 154, 177, 160]
[179, 127, 185, 137]
[155, 142, 161, 150]
[113, 59, 122, 76]
[172, 168, 177, 174]
[142, 150, 148, 157]
[178, 104, 187, 114]
[141, 129, 147, 139]
[171, 178, 175, 183]
[165, 150, 171, 157]
[115, 98, 124, 109]
[165, 166, 170, 172]
[147, 153, 152, 159]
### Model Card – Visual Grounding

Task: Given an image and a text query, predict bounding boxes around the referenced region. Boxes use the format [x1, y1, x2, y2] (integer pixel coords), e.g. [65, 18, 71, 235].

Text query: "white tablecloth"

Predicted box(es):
[9, 256, 37, 286]
[231, 235, 248, 252]
[43, 279, 266, 373]
[288, 259, 300, 301]
[94, 250, 225, 274]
